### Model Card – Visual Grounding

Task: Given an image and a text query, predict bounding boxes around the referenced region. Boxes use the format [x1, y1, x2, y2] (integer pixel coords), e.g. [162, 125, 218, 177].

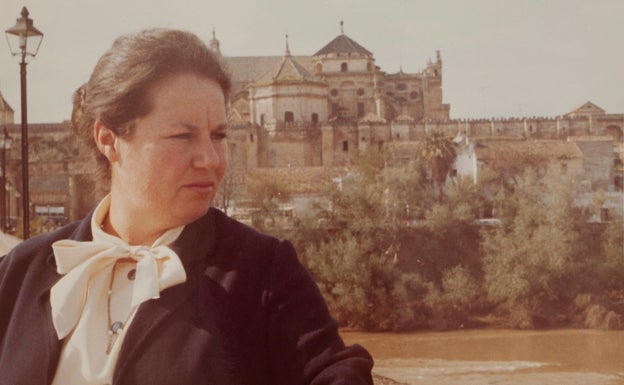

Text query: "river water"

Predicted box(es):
[342, 329, 624, 385]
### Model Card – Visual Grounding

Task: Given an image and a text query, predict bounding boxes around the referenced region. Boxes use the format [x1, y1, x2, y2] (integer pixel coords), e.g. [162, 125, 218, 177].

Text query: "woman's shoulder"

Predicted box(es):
[208, 207, 281, 247]
[4, 220, 84, 264]
[195, 208, 294, 266]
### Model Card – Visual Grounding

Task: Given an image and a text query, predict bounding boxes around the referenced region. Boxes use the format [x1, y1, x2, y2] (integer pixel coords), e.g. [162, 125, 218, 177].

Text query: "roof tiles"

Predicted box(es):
[313, 34, 372, 57]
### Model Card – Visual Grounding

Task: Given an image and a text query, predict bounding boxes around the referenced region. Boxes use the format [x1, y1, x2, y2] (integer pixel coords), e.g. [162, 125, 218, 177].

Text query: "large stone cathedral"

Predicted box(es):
[209, 25, 450, 170]
[0, 24, 621, 231]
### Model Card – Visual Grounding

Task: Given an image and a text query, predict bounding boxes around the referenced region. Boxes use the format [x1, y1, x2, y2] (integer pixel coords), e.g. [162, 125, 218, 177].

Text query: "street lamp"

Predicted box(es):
[5, 7, 44, 239]
[6, 183, 12, 232]
[0, 127, 13, 233]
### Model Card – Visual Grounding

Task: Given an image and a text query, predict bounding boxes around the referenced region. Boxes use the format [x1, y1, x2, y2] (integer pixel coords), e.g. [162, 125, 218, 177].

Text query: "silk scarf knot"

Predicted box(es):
[49, 196, 186, 339]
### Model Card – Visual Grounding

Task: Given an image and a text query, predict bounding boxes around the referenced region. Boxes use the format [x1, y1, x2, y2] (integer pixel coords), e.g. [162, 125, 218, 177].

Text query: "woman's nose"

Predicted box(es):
[193, 138, 221, 169]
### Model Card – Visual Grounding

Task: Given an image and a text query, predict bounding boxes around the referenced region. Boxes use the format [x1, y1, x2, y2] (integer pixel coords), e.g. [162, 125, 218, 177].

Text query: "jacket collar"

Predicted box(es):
[44, 207, 219, 272]
[37, 209, 94, 383]
[39, 208, 220, 382]
[44, 207, 95, 269]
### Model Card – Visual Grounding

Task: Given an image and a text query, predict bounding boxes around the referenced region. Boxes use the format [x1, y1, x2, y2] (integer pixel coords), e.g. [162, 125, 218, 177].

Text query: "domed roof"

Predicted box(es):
[314, 34, 372, 57]
[314, 22, 372, 57]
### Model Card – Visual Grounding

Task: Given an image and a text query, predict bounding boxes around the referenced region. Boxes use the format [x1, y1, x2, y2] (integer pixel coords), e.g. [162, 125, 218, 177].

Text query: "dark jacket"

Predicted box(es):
[0, 208, 373, 384]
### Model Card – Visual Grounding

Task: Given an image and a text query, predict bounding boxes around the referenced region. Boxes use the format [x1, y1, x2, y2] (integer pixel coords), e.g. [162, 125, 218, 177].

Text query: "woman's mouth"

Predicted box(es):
[184, 182, 215, 194]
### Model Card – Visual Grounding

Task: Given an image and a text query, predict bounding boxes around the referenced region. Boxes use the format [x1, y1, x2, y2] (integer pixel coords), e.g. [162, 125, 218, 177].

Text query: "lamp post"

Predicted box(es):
[6, 183, 12, 232]
[0, 127, 13, 233]
[5, 7, 43, 239]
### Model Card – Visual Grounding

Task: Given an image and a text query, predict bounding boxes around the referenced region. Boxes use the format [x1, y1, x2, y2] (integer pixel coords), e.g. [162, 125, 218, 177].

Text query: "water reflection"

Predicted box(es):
[343, 329, 624, 385]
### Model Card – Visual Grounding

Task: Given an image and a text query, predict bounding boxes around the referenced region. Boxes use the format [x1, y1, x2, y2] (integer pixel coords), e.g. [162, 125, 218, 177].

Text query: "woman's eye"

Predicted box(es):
[211, 132, 227, 140]
[169, 133, 192, 139]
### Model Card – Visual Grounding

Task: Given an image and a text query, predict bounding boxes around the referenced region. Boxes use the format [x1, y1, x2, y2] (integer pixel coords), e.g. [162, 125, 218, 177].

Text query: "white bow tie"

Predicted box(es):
[50, 213, 186, 339]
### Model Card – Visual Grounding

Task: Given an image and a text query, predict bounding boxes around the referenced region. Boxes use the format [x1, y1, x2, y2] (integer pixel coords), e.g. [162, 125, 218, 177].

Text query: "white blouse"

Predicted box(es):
[50, 195, 186, 384]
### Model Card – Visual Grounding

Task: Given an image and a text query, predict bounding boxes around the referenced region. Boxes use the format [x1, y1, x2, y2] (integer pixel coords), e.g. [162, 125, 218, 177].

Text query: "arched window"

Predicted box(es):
[315, 63, 322, 73]
[340, 62, 348, 72]
[284, 111, 294, 123]
[357, 103, 364, 118]
[311, 113, 319, 125]
[367, 62, 373, 71]
[260, 114, 265, 126]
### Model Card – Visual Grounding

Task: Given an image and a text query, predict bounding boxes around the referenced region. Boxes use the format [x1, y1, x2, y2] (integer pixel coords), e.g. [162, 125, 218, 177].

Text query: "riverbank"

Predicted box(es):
[346, 329, 624, 385]
[430, 289, 624, 331]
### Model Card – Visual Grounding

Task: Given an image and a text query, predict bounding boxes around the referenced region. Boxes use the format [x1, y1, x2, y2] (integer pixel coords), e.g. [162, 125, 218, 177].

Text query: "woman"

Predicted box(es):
[0, 29, 373, 384]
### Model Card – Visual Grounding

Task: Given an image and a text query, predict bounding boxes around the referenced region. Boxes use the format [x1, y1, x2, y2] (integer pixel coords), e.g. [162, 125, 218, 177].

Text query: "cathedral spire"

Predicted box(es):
[340, 20, 344, 34]
[285, 34, 291, 57]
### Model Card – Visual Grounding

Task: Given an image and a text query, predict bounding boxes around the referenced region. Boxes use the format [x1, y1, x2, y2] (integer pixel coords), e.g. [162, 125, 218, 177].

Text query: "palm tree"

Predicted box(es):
[420, 131, 457, 200]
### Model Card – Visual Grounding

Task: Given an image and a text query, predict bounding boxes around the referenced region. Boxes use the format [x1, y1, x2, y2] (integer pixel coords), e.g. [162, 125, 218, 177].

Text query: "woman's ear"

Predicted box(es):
[94, 120, 119, 162]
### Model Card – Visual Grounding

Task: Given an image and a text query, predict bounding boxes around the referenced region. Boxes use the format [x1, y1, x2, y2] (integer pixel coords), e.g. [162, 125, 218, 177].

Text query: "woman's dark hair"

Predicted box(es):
[72, 28, 231, 181]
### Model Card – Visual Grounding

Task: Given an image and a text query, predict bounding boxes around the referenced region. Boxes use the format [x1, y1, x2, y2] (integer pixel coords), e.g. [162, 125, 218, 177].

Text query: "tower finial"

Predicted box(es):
[285, 34, 291, 56]
[209, 27, 221, 55]
[340, 20, 344, 34]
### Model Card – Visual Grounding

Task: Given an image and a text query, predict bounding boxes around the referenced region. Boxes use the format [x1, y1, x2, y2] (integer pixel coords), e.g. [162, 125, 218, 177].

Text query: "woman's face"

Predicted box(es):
[109, 73, 227, 230]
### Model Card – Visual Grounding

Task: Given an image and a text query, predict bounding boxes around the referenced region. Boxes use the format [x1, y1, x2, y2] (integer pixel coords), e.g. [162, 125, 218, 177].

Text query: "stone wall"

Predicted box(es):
[0, 108, 620, 228]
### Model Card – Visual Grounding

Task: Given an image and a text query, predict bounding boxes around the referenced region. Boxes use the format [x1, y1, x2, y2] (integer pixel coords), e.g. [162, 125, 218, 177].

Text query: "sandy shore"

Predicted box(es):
[373, 373, 407, 385]
[371, 360, 624, 385]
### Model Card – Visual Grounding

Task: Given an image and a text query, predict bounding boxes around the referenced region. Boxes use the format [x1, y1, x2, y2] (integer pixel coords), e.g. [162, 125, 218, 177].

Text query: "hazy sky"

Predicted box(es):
[1, 0, 622, 123]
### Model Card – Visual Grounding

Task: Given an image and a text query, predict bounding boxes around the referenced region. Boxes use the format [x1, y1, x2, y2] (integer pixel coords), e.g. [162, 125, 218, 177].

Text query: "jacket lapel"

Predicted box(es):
[113, 209, 219, 380]
[38, 211, 94, 382]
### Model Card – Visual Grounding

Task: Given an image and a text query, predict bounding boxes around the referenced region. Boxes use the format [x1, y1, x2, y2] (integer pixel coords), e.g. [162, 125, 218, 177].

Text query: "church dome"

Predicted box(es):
[313, 22, 372, 57]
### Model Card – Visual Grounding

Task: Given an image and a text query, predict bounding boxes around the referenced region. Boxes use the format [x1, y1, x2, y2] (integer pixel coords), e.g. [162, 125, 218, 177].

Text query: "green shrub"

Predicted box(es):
[425, 265, 480, 329]
[304, 235, 422, 331]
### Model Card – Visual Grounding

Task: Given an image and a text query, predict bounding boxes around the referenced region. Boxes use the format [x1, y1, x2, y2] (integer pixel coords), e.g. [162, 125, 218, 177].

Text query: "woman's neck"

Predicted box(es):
[104, 197, 166, 246]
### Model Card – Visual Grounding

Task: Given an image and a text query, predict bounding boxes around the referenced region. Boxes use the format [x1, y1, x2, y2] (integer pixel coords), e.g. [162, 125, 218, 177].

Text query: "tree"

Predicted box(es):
[424, 265, 481, 329]
[477, 144, 549, 192]
[304, 235, 423, 331]
[481, 168, 589, 327]
[299, 147, 431, 330]
[598, 219, 624, 289]
[420, 131, 457, 200]
[421, 176, 482, 280]
[240, 170, 292, 233]
[214, 168, 243, 216]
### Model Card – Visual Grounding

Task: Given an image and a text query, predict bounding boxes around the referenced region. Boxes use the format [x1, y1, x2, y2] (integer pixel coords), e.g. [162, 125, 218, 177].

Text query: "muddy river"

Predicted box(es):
[342, 329, 624, 385]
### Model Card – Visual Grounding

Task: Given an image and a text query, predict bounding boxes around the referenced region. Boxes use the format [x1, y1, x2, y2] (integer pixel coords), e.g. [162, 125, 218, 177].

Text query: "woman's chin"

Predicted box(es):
[174, 202, 213, 225]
